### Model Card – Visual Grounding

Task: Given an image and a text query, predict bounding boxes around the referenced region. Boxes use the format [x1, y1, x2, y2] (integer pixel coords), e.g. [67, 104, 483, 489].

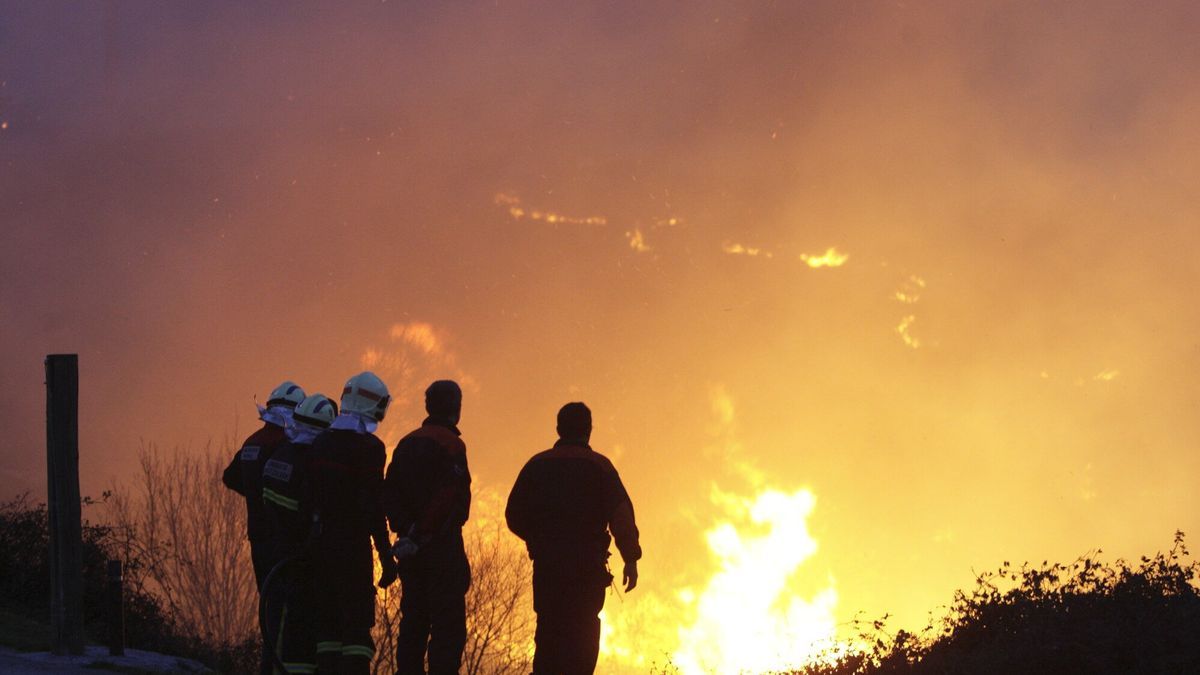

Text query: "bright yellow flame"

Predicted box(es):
[597, 585, 679, 673]
[627, 228, 651, 252]
[495, 192, 607, 225]
[674, 486, 838, 674]
[897, 314, 920, 349]
[597, 388, 836, 674]
[893, 274, 926, 303]
[800, 247, 849, 268]
[722, 242, 771, 257]
[1093, 369, 1120, 382]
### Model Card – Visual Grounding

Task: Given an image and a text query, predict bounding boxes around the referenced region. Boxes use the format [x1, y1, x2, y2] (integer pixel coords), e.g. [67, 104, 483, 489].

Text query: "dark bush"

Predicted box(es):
[799, 532, 1200, 674]
[0, 494, 256, 672]
[0, 494, 117, 632]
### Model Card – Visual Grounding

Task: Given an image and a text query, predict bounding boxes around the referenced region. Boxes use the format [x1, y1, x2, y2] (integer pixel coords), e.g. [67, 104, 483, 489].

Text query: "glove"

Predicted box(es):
[377, 555, 398, 588]
[391, 537, 420, 561]
[623, 560, 639, 592]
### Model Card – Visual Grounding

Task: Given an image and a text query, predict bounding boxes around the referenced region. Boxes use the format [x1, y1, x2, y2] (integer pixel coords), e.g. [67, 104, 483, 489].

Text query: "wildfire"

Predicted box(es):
[627, 228, 651, 252]
[892, 274, 927, 349]
[893, 275, 926, 304]
[897, 314, 921, 349]
[674, 486, 838, 673]
[722, 242, 772, 258]
[593, 388, 840, 674]
[800, 247, 849, 268]
[494, 192, 607, 226]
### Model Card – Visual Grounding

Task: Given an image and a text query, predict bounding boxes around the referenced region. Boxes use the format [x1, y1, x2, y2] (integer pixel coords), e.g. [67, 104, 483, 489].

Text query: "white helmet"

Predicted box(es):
[293, 394, 338, 431]
[341, 371, 391, 422]
[267, 381, 306, 409]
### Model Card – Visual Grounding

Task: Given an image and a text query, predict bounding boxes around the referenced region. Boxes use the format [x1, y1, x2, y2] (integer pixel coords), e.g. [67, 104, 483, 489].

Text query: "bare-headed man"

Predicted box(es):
[505, 402, 641, 675]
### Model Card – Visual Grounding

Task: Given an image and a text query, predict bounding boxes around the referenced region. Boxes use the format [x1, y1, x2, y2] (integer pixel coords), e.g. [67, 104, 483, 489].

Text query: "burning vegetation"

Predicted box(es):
[4, 481, 1197, 673]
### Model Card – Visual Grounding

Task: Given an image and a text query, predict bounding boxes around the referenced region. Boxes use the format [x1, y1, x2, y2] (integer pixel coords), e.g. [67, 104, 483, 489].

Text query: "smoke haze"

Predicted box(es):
[3, 0, 1199, 663]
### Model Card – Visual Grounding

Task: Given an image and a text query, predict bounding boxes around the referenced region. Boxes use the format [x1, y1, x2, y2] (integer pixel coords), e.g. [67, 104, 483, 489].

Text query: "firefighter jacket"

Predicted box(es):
[505, 440, 641, 569]
[384, 417, 471, 551]
[222, 422, 288, 542]
[309, 429, 391, 557]
[261, 439, 316, 563]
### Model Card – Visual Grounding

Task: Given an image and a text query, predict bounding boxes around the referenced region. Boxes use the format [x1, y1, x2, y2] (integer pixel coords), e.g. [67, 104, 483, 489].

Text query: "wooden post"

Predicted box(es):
[46, 354, 85, 655]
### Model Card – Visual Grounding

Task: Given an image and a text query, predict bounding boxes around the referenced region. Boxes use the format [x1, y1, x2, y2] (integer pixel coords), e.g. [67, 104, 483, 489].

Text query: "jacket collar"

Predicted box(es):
[423, 416, 461, 436]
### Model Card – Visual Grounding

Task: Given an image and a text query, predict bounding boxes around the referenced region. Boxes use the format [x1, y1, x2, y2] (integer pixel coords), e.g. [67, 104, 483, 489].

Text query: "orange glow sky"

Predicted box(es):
[3, 1, 1199, 670]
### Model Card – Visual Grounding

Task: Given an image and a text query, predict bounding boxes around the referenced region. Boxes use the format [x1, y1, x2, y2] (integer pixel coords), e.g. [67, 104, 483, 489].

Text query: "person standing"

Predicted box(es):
[309, 372, 397, 675]
[505, 402, 641, 675]
[260, 393, 338, 675]
[383, 380, 472, 675]
[222, 380, 305, 675]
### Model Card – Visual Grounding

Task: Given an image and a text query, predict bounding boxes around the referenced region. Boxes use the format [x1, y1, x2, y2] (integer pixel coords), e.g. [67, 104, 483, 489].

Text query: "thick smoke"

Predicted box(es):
[3, 0, 1199, 648]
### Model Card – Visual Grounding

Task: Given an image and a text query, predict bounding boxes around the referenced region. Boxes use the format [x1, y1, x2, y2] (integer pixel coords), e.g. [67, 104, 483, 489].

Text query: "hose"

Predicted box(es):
[258, 554, 299, 675]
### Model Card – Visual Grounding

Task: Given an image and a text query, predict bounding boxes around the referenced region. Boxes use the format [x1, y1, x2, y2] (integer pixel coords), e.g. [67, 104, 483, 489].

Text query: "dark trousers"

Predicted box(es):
[396, 551, 470, 675]
[314, 541, 377, 675]
[263, 560, 316, 674]
[251, 543, 275, 675]
[531, 562, 610, 675]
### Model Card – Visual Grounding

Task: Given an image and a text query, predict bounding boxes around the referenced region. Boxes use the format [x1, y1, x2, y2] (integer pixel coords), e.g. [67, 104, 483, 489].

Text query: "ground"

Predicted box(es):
[0, 646, 209, 674]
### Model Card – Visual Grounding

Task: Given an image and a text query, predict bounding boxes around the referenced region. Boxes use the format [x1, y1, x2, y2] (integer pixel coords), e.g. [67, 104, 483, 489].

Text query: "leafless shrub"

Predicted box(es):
[104, 437, 531, 674]
[373, 568, 402, 674]
[461, 516, 535, 675]
[372, 489, 535, 674]
[107, 439, 258, 650]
